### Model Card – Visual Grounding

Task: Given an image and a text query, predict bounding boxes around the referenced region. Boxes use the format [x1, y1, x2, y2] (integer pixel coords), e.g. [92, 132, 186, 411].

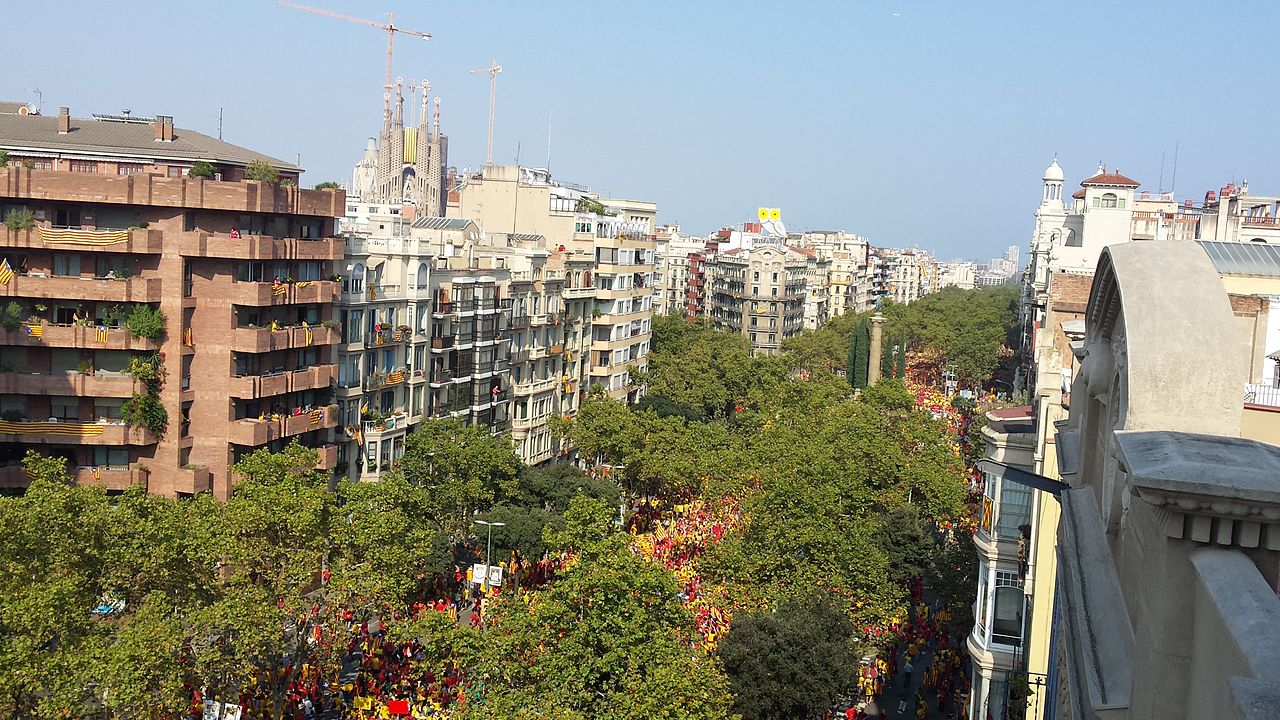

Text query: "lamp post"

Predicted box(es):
[474, 519, 506, 589]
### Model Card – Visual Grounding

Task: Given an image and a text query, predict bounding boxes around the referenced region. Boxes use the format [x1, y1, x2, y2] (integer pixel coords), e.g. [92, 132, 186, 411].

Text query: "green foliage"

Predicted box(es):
[124, 304, 166, 340]
[718, 593, 856, 720]
[574, 196, 609, 216]
[0, 150, 8, 167]
[395, 417, 521, 533]
[188, 160, 215, 178]
[244, 159, 279, 183]
[125, 353, 164, 390]
[876, 504, 936, 586]
[848, 316, 870, 389]
[644, 315, 758, 419]
[3, 208, 35, 231]
[121, 392, 167, 436]
[314, 181, 341, 190]
[466, 526, 734, 720]
[879, 285, 1021, 387]
[1, 301, 22, 331]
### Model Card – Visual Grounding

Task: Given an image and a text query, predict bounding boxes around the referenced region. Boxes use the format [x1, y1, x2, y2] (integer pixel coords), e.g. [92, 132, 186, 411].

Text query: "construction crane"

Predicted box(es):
[471, 60, 502, 166]
[278, 1, 430, 91]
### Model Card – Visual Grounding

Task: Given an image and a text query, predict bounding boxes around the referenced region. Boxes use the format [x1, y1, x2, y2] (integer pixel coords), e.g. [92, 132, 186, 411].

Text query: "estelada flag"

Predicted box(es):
[387, 699, 409, 715]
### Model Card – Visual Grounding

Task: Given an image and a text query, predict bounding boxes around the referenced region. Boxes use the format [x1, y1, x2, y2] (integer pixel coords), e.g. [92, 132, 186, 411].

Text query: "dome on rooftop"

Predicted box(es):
[1043, 158, 1064, 182]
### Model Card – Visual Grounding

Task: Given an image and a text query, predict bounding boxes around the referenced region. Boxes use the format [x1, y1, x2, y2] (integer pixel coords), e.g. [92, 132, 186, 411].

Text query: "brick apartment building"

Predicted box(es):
[0, 104, 343, 498]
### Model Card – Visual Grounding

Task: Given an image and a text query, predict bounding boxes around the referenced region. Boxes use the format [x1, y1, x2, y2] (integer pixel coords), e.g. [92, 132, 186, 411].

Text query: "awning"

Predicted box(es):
[977, 459, 1070, 497]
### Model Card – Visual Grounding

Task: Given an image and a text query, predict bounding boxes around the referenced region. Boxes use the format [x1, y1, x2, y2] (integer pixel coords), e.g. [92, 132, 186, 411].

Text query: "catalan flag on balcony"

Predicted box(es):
[310, 408, 323, 425]
[92, 466, 101, 481]
[38, 227, 129, 245]
[25, 323, 42, 339]
[96, 326, 109, 343]
[183, 327, 193, 347]
[0, 420, 104, 437]
[272, 282, 288, 297]
[0, 258, 12, 285]
[305, 327, 313, 345]
[386, 370, 405, 385]
[393, 329, 404, 341]
[296, 280, 316, 289]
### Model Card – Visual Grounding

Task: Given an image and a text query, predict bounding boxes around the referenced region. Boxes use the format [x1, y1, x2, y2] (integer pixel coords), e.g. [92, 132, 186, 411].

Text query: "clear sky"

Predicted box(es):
[6, 1, 1279, 260]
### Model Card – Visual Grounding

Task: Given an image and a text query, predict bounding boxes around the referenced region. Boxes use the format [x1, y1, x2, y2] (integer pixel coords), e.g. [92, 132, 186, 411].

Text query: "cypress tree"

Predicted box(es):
[849, 317, 870, 389]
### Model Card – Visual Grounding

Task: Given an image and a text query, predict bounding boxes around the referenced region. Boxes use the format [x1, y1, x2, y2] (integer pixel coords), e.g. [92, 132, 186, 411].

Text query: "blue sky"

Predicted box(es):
[6, 1, 1279, 260]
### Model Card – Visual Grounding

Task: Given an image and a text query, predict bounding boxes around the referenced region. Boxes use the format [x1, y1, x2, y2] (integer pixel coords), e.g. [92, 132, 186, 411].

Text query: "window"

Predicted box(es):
[991, 571, 1025, 647]
[51, 396, 80, 422]
[52, 254, 81, 277]
[996, 478, 1033, 539]
[1064, 229, 1080, 248]
[54, 207, 81, 228]
[117, 163, 147, 175]
[68, 160, 98, 174]
[167, 166, 184, 178]
[1100, 192, 1118, 209]
[93, 447, 129, 467]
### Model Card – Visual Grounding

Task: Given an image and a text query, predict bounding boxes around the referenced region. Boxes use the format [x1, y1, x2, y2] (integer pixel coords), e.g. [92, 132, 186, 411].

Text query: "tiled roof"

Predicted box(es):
[1081, 171, 1140, 188]
[0, 113, 299, 170]
[1072, 188, 1086, 199]
[0, 101, 31, 115]
[787, 245, 817, 258]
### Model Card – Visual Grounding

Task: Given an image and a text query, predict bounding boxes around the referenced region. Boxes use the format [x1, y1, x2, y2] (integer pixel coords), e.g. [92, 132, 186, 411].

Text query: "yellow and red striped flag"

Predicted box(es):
[0, 258, 13, 285]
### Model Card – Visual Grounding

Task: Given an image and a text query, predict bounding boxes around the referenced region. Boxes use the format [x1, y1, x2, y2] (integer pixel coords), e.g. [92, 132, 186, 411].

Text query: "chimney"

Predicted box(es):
[57, 107, 70, 134]
[154, 115, 173, 142]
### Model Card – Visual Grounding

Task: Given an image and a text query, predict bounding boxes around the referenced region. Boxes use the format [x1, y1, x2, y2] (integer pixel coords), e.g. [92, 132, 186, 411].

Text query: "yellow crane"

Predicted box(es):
[471, 60, 502, 166]
[278, 1, 431, 91]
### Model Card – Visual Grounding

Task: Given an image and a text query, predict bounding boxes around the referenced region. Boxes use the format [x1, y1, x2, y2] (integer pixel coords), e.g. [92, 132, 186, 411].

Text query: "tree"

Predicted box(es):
[124, 303, 166, 340]
[718, 593, 856, 720]
[188, 160, 215, 179]
[849, 316, 870, 390]
[314, 181, 341, 190]
[244, 159, 279, 183]
[876, 504, 937, 586]
[395, 418, 521, 532]
[466, 503, 735, 720]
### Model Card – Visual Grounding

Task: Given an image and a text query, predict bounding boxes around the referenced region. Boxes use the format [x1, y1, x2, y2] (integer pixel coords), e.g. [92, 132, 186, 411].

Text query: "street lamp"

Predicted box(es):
[474, 519, 506, 589]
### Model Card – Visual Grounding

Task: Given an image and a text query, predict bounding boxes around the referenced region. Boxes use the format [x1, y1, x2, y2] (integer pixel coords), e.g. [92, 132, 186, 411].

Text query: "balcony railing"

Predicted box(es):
[232, 324, 339, 353]
[1245, 382, 1280, 408]
[3, 226, 163, 253]
[0, 323, 162, 351]
[229, 280, 339, 306]
[229, 365, 336, 400]
[0, 419, 157, 446]
[0, 274, 163, 303]
[0, 371, 142, 398]
[229, 404, 338, 446]
[177, 232, 343, 261]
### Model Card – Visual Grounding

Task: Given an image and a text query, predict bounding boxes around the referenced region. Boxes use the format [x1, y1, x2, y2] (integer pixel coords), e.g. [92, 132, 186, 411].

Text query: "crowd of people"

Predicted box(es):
[628, 496, 745, 651]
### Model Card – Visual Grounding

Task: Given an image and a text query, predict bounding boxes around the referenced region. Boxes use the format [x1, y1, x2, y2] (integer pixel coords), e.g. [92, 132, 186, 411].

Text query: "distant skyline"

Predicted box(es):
[6, 1, 1280, 259]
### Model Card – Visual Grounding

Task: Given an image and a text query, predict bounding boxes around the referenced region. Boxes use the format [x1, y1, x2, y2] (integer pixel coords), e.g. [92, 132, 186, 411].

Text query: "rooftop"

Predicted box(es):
[0, 106, 298, 170]
[1198, 240, 1280, 277]
[1081, 170, 1141, 188]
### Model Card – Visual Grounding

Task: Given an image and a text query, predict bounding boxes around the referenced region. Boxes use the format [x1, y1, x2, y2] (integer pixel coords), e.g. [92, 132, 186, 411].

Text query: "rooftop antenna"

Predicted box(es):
[1158, 151, 1165, 194]
[514, 141, 522, 165]
[1170, 140, 1180, 195]
[31, 88, 42, 113]
[277, 1, 431, 92]
[218, 107, 223, 140]
[470, 59, 502, 165]
[546, 111, 552, 172]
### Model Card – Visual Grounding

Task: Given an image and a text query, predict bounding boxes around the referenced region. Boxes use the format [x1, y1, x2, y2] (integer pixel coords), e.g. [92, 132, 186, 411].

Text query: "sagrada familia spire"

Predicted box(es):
[351, 77, 449, 215]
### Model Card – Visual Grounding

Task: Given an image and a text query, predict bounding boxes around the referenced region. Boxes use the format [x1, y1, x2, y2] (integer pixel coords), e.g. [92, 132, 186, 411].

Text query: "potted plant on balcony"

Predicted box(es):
[1, 302, 22, 331]
[3, 208, 34, 232]
[76, 360, 94, 376]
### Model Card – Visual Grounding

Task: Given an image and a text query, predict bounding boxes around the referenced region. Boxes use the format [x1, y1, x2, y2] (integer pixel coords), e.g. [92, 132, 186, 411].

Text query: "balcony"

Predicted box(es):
[228, 365, 336, 400]
[315, 444, 339, 471]
[0, 167, 344, 217]
[548, 344, 565, 355]
[430, 336, 455, 352]
[0, 323, 161, 351]
[363, 367, 408, 392]
[177, 232, 344, 261]
[363, 411, 409, 437]
[231, 325, 339, 353]
[508, 348, 530, 364]
[229, 280, 339, 306]
[228, 404, 339, 446]
[2, 226, 163, 253]
[514, 377, 558, 396]
[563, 286, 597, 299]
[0, 371, 143, 398]
[0, 419, 157, 446]
[365, 284, 402, 301]
[0, 275, 163, 303]
[510, 315, 531, 329]
[366, 327, 411, 347]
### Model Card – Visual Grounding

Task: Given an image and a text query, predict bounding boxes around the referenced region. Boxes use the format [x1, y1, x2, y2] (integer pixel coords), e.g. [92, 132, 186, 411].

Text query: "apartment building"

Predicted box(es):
[707, 242, 808, 356]
[1047, 241, 1280, 720]
[653, 224, 706, 316]
[0, 105, 343, 498]
[449, 165, 656, 404]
